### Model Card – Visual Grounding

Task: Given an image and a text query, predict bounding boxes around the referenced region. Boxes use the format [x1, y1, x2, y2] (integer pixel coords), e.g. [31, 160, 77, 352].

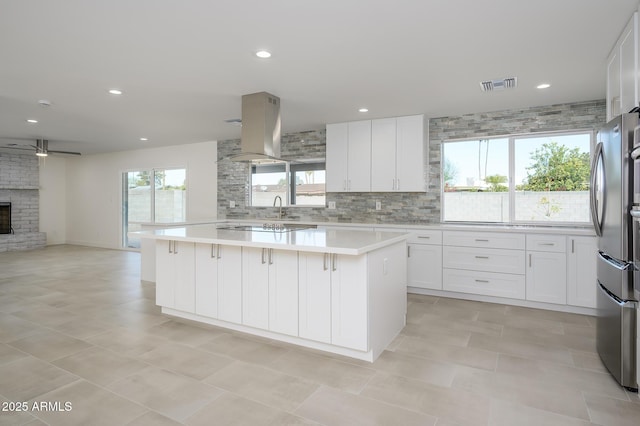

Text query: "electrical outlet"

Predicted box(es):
[229, 200, 236, 208]
[328, 201, 336, 209]
[375, 201, 382, 210]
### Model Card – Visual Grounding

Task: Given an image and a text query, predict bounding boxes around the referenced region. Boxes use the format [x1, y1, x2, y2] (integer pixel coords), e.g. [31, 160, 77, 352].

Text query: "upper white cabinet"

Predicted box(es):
[327, 114, 426, 193]
[371, 115, 426, 192]
[326, 120, 371, 192]
[607, 12, 638, 120]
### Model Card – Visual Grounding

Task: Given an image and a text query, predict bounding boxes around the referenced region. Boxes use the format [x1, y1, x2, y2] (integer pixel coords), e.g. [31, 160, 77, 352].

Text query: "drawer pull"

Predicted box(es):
[475, 279, 489, 283]
[475, 239, 489, 242]
[475, 255, 489, 259]
[539, 243, 555, 246]
[417, 236, 431, 239]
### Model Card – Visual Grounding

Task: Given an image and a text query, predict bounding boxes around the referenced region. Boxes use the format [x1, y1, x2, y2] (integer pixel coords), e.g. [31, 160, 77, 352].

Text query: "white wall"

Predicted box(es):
[39, 156, 67, 245]
[61, 141, 217, 249]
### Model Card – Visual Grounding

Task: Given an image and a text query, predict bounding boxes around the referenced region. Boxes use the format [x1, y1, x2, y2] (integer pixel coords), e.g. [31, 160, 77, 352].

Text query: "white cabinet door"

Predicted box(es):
[298, 252, 332, 343]
[347, 120, 372, 192]
[217, 245, 243, 323]
[242, 247, 270, 329]
[396, 115, 425, 192]
[155, 240, 195, 312]
[268, 249, 299, 336]
[371, 118, 397, 191]
[172, 241, 196, 313]
[326, 123, 348, 192]
[331, 254, 368, 351]
[407, 243, 442, 290]
[195, 243, 219, 318]
[155, 240, 175, 308]
[567, 236, 597, 308]
[526, 251, 567, 304]
[620, 14, 637, 116]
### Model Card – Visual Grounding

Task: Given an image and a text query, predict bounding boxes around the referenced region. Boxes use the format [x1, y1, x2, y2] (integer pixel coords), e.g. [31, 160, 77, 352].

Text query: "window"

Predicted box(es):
[251, 162, 326, 207]
[442, 131, 592, 224]
[123, 168, 187, 248]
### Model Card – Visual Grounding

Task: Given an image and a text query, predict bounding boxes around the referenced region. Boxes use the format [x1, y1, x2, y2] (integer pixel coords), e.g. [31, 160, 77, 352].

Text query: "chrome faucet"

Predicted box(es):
[273, 195, 283, 220]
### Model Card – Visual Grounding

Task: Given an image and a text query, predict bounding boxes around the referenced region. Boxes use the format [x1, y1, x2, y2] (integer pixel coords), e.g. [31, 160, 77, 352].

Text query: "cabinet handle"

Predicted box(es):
[168, 241, 173, 254]
[475, 255, 489, 259]
[539, 243, 555, 246]
[332, 253, 338, 271]
[397, 178, 400, 190]
[211, 244, 215, 258]
[475, 239, 489, 242]
[475, 279, 489, 283]
[323, 253, 329, 270]
[529, 254, 532, 267]
[343, 179, 347, 191]
[348, 180, 351, 191]
[407, 246, 411, 258]
[268, 249, 273, 265]
[417, 236, 431, 239]
[217, 245, 222, 259]
[571, 239, 575, 253]
[174, 241, 178, 254]
[261, 248, 266, 264]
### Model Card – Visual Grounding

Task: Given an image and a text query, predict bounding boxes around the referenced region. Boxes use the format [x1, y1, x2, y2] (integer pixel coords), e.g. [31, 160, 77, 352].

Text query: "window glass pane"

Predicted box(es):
[155, 169, 186, 223]
[293, 169, 326, 206]
[514, 134, 591, 222]
[123, 171, 152, 248]
[251, 164, 287, 206]
[442, 138, 509, 222]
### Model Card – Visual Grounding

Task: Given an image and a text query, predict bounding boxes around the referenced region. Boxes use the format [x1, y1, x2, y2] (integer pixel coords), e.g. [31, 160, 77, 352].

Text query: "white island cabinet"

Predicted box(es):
[139, 224, 408, 362]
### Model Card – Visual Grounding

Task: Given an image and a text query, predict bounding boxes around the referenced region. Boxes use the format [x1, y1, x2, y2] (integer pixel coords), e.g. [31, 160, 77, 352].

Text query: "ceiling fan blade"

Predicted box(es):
[0, 145, 34, 151]
[48, 150, 82, 156]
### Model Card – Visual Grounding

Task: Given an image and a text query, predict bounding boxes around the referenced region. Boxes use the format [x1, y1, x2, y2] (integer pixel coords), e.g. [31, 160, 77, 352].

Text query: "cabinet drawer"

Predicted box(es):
[443, 268, 526, 299]
[407, 229, 442, 245]
[443, 231, 525, 250]
[443, 246, 525, 275]
[526, 234, 566, 252]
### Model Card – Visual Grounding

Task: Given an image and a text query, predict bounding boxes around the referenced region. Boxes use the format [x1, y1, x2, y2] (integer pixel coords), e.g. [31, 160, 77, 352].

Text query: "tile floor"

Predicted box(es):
[1, 245, 640, 425]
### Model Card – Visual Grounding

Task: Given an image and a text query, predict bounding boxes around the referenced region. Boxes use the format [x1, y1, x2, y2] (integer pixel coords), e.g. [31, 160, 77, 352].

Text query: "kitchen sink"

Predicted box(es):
[217, 223, 317, 233]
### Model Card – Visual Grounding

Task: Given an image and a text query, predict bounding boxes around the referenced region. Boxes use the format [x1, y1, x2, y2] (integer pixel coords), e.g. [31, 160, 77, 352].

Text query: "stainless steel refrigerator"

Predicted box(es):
[591, 112, 638, 391]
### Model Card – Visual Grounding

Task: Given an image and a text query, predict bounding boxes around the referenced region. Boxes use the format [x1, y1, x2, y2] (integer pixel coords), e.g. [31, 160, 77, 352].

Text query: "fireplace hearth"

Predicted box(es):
[0, 202, 11, 234]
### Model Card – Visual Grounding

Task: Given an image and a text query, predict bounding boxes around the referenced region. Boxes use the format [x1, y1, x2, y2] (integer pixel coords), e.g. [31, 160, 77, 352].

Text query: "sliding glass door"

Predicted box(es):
[122, 168, 187, 248]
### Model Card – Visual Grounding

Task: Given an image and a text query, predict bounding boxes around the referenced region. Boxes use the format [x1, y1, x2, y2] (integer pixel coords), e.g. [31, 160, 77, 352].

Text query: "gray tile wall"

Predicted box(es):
[217, 100, 606, 224]
[0, 152, 46, 250]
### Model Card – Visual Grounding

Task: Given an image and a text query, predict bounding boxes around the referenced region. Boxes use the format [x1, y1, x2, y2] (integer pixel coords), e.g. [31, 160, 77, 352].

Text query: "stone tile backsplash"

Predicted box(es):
[217, 100, 606, 225]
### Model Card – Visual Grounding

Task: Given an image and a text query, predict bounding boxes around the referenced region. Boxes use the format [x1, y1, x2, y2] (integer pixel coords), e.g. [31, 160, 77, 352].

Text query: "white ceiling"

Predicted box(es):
[1, 0, 638, 155]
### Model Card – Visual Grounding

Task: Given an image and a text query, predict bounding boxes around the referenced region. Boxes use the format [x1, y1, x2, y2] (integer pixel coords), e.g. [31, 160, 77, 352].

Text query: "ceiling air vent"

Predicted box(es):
[480, 77, 517, 92]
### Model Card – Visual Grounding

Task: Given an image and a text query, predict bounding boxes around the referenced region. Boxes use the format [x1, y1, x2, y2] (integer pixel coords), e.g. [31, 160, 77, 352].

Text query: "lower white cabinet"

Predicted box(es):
[298, 252, 369, 351]
[156, 240, 195, 312]
[194, 243, 242, 322]
[566, 236, 598, 308]
[407, 230, 442, 290]
[242, 247, 299, 334]
[526, 235, 567, 305]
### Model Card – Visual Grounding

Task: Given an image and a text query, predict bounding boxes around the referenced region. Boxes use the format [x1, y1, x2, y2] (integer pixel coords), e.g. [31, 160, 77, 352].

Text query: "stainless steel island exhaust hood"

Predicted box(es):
[230, 92, 283, 163]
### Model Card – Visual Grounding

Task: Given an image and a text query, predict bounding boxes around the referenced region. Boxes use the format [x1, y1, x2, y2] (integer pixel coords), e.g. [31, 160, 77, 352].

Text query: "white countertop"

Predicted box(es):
[135, 223, 409, 255]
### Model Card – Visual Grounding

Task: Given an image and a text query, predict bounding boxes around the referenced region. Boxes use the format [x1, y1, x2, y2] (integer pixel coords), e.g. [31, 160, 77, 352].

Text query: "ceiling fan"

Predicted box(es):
[0, 139, 81, 156]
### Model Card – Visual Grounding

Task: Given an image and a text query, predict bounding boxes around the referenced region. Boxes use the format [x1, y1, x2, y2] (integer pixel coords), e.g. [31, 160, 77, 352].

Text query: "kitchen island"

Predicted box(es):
[137, 223, 408, 362]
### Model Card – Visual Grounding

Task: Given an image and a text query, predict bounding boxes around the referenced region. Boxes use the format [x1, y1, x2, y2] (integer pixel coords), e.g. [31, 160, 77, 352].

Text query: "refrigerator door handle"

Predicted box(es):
[598, 251, 634, 271]
[590, 142, 605, 237]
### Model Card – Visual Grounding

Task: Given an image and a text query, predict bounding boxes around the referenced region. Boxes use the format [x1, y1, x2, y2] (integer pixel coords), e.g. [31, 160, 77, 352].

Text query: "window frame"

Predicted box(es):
[250, 160, 326, 207]
[441, 129, 595, 226]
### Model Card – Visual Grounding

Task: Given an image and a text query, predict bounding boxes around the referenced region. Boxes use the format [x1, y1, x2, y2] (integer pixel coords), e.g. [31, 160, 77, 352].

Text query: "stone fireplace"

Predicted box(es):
[0, 152, 46, 251]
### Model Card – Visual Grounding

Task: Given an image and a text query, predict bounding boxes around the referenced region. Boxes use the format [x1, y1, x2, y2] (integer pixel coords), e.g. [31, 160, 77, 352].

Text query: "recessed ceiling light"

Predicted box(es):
[26, 119, 38, 124]
[108, 89, 123, 95]
[359, 108, 369, 113]
[255, 50, 272, 59]
[140, 137, 148, 141]
[537, 83, 551, 89]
